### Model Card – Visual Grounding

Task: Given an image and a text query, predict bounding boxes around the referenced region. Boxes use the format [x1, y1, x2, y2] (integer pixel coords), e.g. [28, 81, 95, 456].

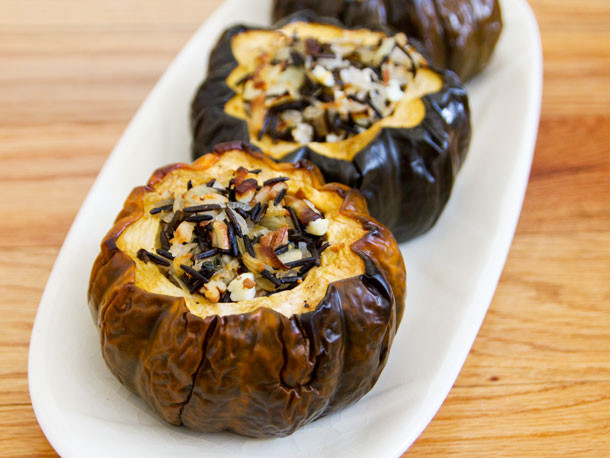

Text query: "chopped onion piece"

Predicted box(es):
[228, 202, 252, 211]
[386, 80, 404, 102]
[312, 64, 335, 87]
[173, 221, 195, 244]
[278, 249, 303, 265]
[281, 109, 303, 125]
[305, 218, 329, 236]
[292, 123, 314, 144]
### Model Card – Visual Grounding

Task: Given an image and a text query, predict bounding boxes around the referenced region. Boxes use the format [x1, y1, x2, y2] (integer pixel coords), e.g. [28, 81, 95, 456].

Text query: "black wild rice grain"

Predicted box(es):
[235, 72, 252, 86]
[149, 203, 174, 215]
[274, 188, 287, 206]
[196, 234, 206, 252]
[145, 251, 171, 267]
[189, 280, 203, 294]
[318, 91, 335, 103]
[249, 168, 262, 174]
[268, 112, 280, 143]
[261, 269, 281, 287]
[226, 222, 239, 257]
[137, 249, 149, 262]
[225, 208, 242, 237]
[284, 256, 317, 269]
[333, 68, 344, 89]
[300, 74, 321, 98]
[307, 242, 321, 267]
[258, 110, 276, 141]
[156, 249, 174, 260]
[346, 57, 366, 70]
[274, 244, 290, 255]
[185, 214, 214, 223]
[160, 231, 171, 251]
[258, 203, 269, 222]
[181, 273, 191, 287]
[287, 232, 313, 244]
[181, 264, 208, 284]
[305, 38, 320, 56]
[251, 203, 268, 224]
[236, 260, 247, 275]
[318, 242, 330, 254]
[263, 176, 289, 186]
[187, 180, 193, 190]
[290, 50, 304, 67]
[199, 263, 216, 279]
[250, 201, 261, 218]
[242, 234, 255, 257]
[338, 120, 360, 135]
[287, 207, 302, 233]
[195, 248, 218, 260]
[195, 222, 210, 236]
[206, 178, 216, 187]
[280, 275, 304, 285]
[299, 262, 315, 277]
[269, 100, 309, 113]
[183, 204, 222, 213]
[365, 93, 383, 118]
[234, 207, 250, 220]
[166, 210, 185, 235]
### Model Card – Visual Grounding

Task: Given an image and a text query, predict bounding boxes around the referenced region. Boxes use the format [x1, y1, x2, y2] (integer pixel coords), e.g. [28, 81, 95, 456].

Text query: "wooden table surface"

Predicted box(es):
[1, 0, 609, 455]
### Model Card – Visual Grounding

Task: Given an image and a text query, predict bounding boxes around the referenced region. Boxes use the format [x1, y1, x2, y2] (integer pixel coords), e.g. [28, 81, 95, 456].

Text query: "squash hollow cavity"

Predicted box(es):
[115, 149, 368, 319]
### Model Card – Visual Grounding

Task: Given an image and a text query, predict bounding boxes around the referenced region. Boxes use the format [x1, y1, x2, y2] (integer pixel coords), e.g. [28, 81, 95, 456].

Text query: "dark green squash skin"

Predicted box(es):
[88, 146, 406, 438]
[271, 0, 503, 81]
[191, 18, 471, 242]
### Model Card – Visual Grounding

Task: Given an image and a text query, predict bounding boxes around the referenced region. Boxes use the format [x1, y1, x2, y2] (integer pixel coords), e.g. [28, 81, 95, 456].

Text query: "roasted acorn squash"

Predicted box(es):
[88, 142, 406, 438]
[271, 0, 502, 81]
[191, 18, 471, 242]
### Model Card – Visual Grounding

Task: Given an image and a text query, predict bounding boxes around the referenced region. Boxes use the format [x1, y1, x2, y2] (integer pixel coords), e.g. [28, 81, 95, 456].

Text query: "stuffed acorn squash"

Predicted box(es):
[272, 0, 503, 81]
[88, 142, 405, 438]
[191, 18, 471, 242]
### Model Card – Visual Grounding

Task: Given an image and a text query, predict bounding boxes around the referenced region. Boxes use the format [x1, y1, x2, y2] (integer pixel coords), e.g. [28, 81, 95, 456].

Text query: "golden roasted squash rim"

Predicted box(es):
[222, 21, 444, 161]
[90, 145, 403, 320]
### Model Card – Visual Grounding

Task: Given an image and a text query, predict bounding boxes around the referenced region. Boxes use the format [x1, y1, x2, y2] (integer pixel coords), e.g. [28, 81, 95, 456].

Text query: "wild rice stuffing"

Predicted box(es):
[238, 32, 423, 143]
[139, 168, 330, 303]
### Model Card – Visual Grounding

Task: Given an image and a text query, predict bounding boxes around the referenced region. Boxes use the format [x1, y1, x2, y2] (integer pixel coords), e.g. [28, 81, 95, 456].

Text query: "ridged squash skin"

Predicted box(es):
[88, 143, 406, 438]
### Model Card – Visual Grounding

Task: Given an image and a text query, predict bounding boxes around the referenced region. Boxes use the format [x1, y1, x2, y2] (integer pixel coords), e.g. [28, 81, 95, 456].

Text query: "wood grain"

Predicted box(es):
[0, 0, 608, 455]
